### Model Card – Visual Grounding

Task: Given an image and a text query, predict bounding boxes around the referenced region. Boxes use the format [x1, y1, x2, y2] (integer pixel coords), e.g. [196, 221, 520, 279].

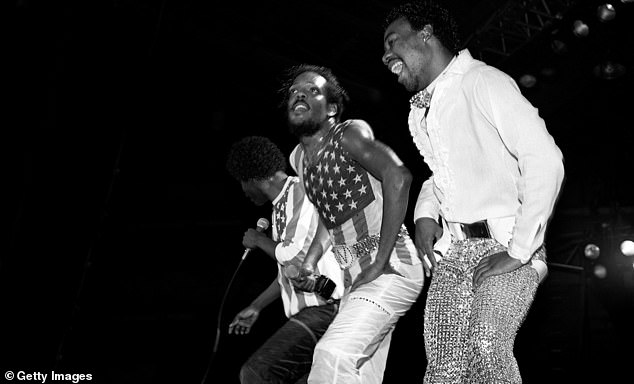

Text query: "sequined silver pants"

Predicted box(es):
[423, 238, 541, 384]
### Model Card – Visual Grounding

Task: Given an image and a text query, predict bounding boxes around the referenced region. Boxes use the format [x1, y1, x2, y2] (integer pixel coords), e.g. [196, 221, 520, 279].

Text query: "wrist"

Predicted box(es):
[254, 232, 267, 248]
[301, 263, 316, 274]
[302, 257, 317, 271]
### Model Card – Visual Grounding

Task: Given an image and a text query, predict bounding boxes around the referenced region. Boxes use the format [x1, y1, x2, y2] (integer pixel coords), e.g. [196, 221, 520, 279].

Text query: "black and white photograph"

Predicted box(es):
[4, 1, 634, 383]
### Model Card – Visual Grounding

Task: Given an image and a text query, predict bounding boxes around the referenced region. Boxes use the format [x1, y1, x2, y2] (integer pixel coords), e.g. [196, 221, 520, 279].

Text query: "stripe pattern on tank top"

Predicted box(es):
[272, 177, 330, 317]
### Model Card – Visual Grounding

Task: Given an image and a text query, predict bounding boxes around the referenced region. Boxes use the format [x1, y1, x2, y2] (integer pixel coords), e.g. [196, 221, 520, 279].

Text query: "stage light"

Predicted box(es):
[540, 67, 557, 78]
[593, 60, 627, 79]
[572, 20, 590, 37]
[593, 264, 608, 278]
[584, 243, 601, 259]
[519, 74, 537, 88]
[621, 0, 634, 3]
[597, 4, 616, 22]
[621, 240, 634, 257]
[551, 39, 568, 54]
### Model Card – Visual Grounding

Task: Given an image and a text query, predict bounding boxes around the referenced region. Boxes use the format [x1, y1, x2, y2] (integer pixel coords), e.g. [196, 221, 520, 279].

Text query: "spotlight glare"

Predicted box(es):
[551, 39, 568, 54]
[597, 4, 616, 22]
[519, 74, 537, 88]
[584, 244, 601, 259]
[594, 264, 607, 279]
[573, 20, 590, 37]
[621, 240, 634, 257]
[593, 61, 627, 80]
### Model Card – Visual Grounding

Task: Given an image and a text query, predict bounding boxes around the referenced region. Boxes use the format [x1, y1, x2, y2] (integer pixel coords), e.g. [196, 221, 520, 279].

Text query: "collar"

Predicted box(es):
[272, 176, 294, 205]
[409, 52, 460, 110]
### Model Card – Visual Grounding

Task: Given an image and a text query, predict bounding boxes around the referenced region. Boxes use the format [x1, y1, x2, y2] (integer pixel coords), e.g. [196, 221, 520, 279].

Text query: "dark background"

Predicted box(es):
[3, 0, 634, 383]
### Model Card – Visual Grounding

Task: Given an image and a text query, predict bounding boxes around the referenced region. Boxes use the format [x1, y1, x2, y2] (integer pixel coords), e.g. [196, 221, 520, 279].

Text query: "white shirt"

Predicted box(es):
[409, 50, 565, 265]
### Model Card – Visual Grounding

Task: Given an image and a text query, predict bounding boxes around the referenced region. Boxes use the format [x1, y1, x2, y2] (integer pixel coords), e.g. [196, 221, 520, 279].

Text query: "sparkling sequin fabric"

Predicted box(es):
[410, 89, 432, 109]
[424, 238, 543, 383]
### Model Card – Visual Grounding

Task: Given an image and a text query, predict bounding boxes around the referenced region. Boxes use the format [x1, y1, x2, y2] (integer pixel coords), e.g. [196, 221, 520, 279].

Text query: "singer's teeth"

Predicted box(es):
[294, 104, 308, 112]
[390, 61, 403, 75]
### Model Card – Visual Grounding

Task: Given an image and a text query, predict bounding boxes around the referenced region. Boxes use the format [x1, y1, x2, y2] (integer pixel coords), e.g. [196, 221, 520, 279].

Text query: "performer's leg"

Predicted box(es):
[423, 242, 472, 384]
[308, 266, 422, 384]
[358, 328, 392, 384]
[240, 303, 337, 384]
[466, 260, 539, 384]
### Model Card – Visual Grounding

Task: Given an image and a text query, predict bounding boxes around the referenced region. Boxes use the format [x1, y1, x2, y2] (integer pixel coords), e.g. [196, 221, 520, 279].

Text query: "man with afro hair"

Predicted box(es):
[226, 135, 344, 383]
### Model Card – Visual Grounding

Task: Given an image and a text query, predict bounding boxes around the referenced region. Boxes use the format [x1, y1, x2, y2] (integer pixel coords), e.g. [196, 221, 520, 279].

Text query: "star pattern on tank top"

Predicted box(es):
[303, 132, 375, 228]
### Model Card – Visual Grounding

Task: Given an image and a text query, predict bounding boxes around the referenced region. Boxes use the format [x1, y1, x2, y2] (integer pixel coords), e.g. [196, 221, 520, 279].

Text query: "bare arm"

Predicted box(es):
[228, 279, 280, 335]
[301, 216, 332, 273]
[341, 120, 412, 288]
[295, 216, 332, 292]
[242, 228, 278, 261]
[415, 217, 443, 278]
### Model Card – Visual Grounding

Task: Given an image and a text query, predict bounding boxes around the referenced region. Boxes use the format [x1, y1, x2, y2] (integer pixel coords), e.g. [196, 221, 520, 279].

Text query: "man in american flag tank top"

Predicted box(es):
[280, 64, 425, 383]
[226, 136, 345, 383]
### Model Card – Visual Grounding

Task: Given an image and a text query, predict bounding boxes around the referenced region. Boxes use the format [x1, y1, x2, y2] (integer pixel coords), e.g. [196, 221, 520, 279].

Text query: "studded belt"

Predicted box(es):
[331, 226, 410, 270]
[332, 234, 380, 269]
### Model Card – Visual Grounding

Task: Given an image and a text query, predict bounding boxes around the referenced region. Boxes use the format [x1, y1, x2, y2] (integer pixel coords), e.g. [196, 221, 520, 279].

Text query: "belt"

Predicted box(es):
[446, 220, 491, 240]
[332, 226, 410, 269]
[332, 234, 381, 269]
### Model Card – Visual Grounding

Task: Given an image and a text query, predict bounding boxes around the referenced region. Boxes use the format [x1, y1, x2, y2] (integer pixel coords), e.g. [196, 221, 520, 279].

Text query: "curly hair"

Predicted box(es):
[384, 1, 461, 54]
[278, 64, 350, 122]
[225, 136, 287, 182]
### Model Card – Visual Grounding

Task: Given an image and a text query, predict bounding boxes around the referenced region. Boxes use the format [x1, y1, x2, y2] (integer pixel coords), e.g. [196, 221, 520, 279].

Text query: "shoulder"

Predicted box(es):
[463, 62, 514, 87]
[340, 119, 374, 141]
[288, 176, 306, 197]
[459, 64, 519, 101]
[288, 176, 302, 192]
[339, 120, 377, 160]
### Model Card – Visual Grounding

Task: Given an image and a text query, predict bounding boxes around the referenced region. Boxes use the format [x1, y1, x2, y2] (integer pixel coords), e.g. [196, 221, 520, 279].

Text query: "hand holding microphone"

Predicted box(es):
[241, 218, 270, 260]
[283, 263, 337, 300]
[284, 264, 316, 292]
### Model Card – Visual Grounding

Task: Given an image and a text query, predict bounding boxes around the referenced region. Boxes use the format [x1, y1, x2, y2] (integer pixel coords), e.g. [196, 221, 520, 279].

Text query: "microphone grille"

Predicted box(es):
[283, 264, 299, 279]
[256, 218, 270, 230]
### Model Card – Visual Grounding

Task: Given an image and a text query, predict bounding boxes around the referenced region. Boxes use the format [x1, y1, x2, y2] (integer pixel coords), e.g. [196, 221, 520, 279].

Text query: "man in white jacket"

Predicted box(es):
[382, 1, 565, 383]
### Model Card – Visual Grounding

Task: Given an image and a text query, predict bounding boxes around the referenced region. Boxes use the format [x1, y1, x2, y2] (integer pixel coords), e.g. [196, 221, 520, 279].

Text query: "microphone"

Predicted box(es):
[283, 263, 337, 299]
[204, 217, 270, 381]
[283, 264, 300, 279]
[241, 218, 270, 260]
